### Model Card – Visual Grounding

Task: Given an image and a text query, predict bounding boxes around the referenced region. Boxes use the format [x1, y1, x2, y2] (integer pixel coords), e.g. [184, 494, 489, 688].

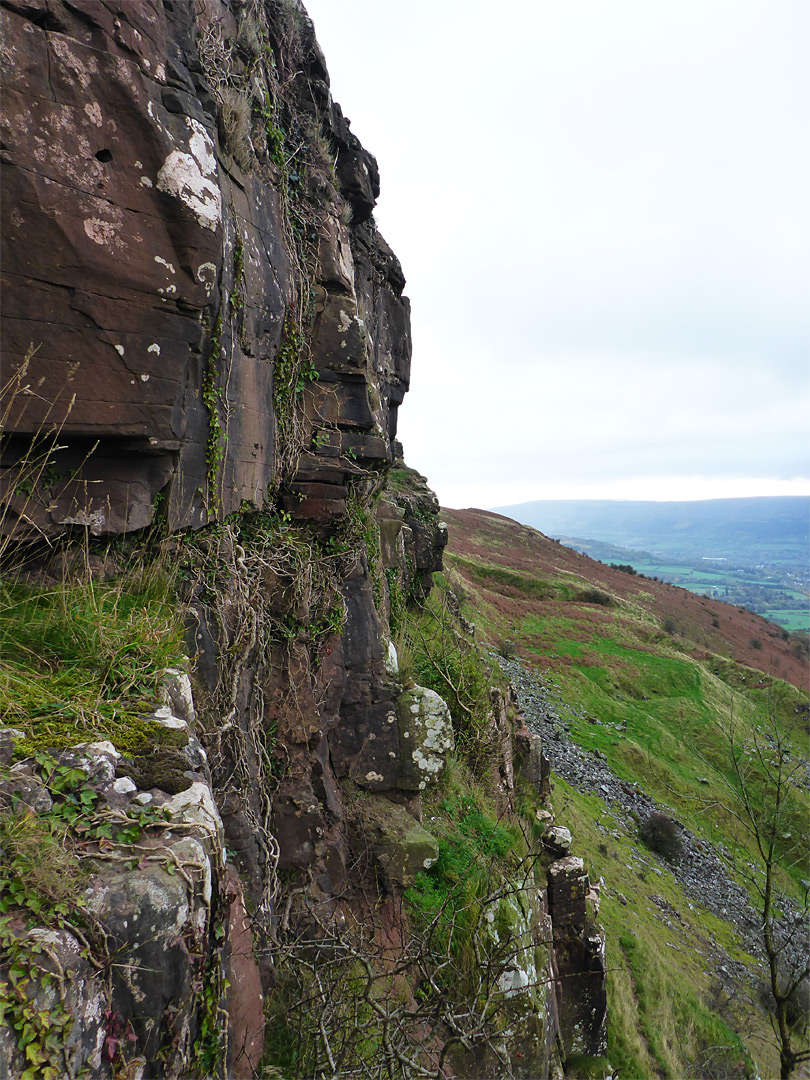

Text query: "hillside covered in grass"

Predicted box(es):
[439, 507, 810, 1079]
[442, 509, 808, 692]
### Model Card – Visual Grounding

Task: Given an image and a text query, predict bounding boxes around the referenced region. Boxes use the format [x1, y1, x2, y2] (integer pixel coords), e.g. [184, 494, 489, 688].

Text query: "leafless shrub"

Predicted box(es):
[263, 841, 555, 1078]
[639, 812, 683, 862]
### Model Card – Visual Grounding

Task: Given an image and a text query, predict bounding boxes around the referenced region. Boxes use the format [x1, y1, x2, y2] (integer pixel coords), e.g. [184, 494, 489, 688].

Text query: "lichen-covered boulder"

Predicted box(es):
[544, 826, 573, 858]
[396, 685, 454, 791]
[0, 712, 252, 1080]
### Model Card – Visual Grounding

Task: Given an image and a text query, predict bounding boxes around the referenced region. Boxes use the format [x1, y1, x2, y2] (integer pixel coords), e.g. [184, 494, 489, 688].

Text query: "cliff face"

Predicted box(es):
[0, 3, 605, 1077]
[2, 0, 407, 535]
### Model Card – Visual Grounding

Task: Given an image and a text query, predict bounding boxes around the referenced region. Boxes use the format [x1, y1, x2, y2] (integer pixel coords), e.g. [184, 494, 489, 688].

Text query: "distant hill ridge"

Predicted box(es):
[488, 495, 810, 566]
[442, 505, 809, 692]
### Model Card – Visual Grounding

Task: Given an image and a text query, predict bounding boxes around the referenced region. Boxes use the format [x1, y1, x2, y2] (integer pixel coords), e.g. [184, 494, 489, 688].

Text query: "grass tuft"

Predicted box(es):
[0, 550, 186, 756]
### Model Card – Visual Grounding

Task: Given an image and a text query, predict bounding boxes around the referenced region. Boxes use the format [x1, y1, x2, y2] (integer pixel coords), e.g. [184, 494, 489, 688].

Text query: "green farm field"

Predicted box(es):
[629, 561, 809, 632]
[762, 608, 810, 632]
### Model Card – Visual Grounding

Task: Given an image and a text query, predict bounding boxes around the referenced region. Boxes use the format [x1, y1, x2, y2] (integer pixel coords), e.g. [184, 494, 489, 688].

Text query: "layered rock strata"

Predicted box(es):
[1, 0, 408, 535]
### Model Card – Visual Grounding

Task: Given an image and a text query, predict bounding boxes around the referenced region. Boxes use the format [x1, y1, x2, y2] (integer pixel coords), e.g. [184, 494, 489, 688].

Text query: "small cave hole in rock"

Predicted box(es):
[95, 149, 113, 163]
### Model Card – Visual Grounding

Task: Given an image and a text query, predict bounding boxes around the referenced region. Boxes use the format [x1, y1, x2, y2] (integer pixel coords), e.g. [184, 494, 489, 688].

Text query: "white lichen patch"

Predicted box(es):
[141, 877, 190, 930]
[548, 856, 585, 879]
[140, 175, 153, 187]
[156, 118, 221, 231]
[154, 255, 176, 274]
[50, 35, 98, 90]
[83, 101, 102, 127]
[147, 343, 160, 355]
[196, 261, 217, 295]
[412, 748, 444, 776]
[59, 508, 106, 534]
[114, 344, 125, 356]
[396, 686, 454, 790]
[83, 217, 123, 250]
[365, 771, 384, 783]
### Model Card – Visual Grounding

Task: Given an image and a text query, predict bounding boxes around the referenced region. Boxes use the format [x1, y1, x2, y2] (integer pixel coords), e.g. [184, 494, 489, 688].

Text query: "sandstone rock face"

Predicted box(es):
[1, 0, 410, 537]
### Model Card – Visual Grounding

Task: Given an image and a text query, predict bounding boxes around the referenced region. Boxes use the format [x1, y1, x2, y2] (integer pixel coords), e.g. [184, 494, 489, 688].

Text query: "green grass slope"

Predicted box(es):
[441, 507, 810, 1079]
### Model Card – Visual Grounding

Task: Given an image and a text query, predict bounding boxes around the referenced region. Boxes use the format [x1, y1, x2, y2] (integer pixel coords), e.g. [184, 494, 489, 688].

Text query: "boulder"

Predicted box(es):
[396, 685, 454, 791]
[544, 826, 573, 858]
[356, 796, 438, 887]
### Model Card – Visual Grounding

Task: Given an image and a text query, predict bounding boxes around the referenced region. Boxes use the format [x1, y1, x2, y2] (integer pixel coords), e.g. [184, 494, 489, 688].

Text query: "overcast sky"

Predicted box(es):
[304, 0, 809, 509]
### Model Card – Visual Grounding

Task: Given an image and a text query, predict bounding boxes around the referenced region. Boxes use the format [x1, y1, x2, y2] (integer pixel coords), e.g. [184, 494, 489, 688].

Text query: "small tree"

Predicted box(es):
[703, 695, 810, 1079]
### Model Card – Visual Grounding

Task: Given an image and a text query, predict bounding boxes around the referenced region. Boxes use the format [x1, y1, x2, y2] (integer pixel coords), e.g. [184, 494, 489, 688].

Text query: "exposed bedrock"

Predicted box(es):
[1, 0, 408, 535]
[0, 1, 604, 1075]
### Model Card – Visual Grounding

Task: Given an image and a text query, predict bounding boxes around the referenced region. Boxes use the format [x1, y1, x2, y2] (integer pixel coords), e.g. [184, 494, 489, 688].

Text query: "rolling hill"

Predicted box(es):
[442, 508, 808, 691]
[437, 506, 810, 1079]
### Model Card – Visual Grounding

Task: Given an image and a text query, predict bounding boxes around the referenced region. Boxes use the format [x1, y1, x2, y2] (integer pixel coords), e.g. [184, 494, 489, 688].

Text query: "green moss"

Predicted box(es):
[117, 747, 195, 795]
[203, 313, 226, 506]
[386, 464, 426, 494]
